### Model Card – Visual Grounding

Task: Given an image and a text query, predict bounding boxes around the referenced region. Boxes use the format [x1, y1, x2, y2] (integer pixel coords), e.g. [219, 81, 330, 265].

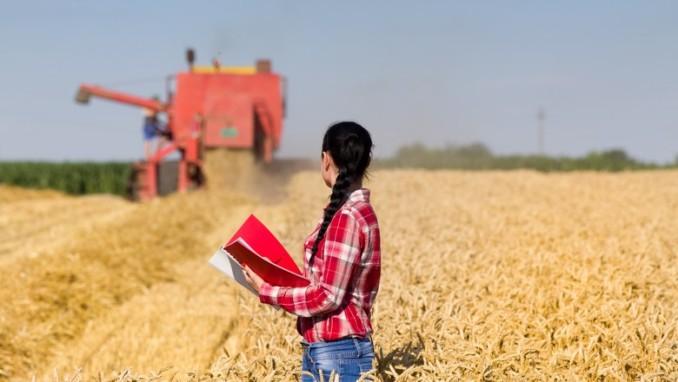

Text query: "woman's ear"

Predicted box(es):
[322, 151, 332, 172]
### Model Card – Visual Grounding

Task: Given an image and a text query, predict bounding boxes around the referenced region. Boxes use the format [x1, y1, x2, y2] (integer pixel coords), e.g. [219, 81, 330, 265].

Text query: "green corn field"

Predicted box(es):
[0, 162, 131, 196]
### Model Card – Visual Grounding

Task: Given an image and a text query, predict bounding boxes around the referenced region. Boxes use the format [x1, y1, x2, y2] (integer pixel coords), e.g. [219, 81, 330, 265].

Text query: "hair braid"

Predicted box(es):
[311, 167, 352, 258]
[311, 121, 373, 261]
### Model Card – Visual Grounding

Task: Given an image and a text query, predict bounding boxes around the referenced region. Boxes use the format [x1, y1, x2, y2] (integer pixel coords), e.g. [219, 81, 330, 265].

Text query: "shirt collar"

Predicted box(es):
[347, 188, 370, 203]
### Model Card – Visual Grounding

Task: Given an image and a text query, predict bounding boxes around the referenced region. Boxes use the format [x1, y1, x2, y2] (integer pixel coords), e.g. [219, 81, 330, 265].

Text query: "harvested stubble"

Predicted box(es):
[0, 184, 63, 203]
[0, 188, 135, 267]
[0, 186, 254, 380]
[2, 170, 677, 381]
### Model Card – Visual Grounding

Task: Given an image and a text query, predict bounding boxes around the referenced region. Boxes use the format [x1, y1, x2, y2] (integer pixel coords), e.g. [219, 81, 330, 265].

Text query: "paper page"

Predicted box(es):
[208, 247, 258, 296]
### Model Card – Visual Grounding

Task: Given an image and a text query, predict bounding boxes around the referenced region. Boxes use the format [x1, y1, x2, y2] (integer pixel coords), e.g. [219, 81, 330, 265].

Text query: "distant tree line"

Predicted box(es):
[376, 143, 676, 172]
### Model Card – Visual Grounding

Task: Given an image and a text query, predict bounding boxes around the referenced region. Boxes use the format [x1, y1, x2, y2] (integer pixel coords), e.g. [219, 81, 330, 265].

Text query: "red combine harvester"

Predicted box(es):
[75, 49, 285, 200]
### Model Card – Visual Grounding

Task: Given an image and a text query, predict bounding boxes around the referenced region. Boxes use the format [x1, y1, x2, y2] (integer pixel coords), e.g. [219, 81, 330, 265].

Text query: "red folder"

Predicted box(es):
[224, 214, 310, 288]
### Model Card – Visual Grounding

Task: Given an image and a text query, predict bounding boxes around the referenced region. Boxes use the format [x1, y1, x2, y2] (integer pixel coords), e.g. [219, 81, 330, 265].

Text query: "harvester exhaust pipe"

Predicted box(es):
[186, 48, 195, 71]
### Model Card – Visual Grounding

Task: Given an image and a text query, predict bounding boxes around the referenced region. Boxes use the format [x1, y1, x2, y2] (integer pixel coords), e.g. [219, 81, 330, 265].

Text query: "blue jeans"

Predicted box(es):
[301, 337, 374, 381]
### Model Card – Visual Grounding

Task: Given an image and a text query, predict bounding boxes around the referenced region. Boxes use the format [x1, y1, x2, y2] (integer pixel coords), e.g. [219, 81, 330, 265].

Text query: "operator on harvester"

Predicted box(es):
[142, 105, 171, 159]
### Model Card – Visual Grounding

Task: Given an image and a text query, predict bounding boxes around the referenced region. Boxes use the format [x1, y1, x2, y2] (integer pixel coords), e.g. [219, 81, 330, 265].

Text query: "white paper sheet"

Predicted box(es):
[208, 247, 258, 296]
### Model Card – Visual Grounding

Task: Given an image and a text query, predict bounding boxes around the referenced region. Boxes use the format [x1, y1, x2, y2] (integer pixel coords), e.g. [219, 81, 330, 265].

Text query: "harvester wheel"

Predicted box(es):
[157, 161, 179, 196]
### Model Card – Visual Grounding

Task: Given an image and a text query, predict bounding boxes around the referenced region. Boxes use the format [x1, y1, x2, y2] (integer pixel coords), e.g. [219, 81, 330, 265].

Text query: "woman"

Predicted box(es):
[244, 121, 381, 381]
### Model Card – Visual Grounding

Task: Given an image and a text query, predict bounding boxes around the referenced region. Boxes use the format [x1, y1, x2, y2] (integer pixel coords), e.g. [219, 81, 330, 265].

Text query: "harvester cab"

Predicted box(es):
[75, 49, 285, 201]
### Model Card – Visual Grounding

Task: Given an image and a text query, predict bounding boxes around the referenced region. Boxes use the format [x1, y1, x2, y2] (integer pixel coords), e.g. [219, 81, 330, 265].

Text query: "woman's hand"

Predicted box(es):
[243, 265, 265, 294]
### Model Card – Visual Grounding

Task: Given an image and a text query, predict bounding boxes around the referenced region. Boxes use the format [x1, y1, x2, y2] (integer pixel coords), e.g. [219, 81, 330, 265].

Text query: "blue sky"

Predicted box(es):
[1, 1, 677, 162]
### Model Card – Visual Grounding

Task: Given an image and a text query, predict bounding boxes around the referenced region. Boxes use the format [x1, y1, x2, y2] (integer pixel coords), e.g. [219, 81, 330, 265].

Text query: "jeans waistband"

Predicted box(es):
[300, 335, 371, 349]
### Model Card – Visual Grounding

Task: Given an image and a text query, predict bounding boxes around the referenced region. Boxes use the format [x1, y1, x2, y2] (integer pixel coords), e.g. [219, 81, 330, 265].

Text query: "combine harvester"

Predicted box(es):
[75, 49, 285, 200]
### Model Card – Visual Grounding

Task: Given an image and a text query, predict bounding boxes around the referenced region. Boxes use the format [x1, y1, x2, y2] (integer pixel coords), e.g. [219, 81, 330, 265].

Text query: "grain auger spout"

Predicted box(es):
[75, 84, 166, 112]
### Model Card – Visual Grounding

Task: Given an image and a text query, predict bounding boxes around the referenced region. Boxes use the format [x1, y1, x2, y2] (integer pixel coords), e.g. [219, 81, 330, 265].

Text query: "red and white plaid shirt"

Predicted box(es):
[259, 188, 381, 343]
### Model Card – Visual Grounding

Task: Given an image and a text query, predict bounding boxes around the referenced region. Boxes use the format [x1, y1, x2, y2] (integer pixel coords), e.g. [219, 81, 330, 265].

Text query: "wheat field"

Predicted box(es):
[0, 167, 676, 381]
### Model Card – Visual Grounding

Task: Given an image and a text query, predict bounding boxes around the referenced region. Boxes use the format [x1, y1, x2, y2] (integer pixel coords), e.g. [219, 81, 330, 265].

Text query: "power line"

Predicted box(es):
[537, 107, 546, 154]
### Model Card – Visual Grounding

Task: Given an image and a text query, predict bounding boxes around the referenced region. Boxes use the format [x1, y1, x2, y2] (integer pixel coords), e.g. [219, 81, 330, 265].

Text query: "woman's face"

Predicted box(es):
[320, 151, 335, 188]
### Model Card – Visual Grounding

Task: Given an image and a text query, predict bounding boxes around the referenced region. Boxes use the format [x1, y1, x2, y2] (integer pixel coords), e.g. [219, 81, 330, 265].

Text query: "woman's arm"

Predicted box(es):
[258, 210, 362, 317]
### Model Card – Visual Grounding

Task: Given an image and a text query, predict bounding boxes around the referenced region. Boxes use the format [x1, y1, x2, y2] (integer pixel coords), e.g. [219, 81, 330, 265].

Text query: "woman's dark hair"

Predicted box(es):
[311, 121, 373, 257]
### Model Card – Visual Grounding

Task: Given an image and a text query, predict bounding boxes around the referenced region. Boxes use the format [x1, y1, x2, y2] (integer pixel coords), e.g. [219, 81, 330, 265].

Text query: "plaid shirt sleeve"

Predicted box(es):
[258, 209, 362, 317]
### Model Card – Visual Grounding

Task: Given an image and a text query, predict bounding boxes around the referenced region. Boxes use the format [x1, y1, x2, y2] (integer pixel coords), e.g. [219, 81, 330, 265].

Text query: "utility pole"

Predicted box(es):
[537, 107, 545, 155]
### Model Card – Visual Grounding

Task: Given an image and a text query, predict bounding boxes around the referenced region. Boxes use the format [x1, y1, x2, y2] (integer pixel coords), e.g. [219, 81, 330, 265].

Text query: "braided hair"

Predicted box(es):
[311, 121, 373, 257]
